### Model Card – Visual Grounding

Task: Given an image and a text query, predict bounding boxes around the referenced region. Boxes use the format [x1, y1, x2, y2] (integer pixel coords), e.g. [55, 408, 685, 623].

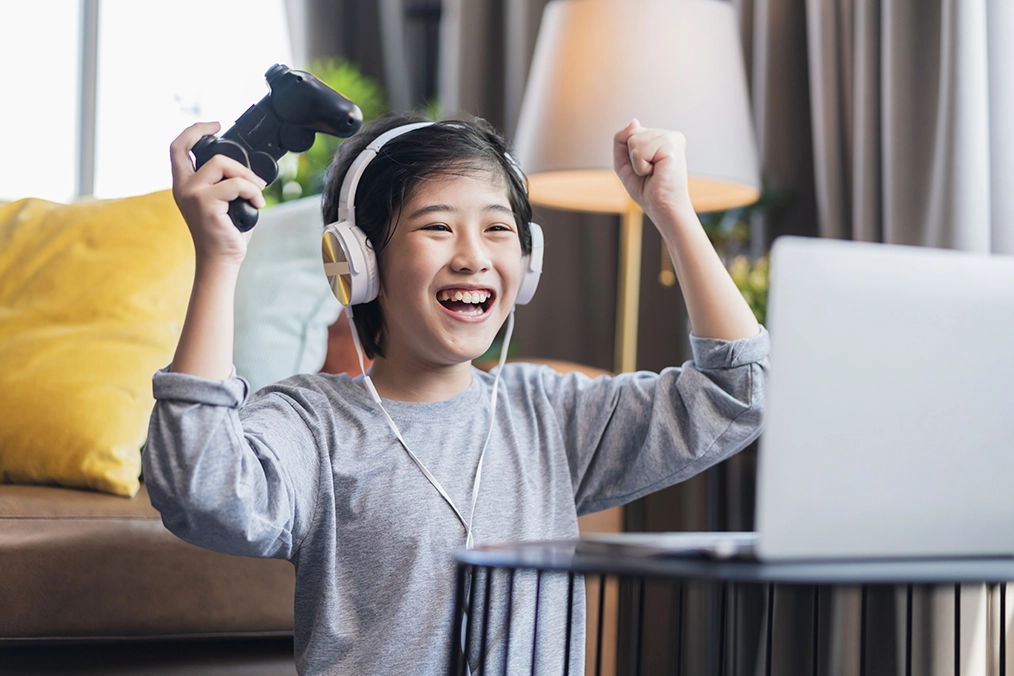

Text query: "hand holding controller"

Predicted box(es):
[191, 64, 363, 231]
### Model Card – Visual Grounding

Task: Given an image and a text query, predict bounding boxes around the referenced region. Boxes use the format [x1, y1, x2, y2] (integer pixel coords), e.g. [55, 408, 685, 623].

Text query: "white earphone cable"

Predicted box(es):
[465, 308, 513, 547]
[344, 305, 513, 549]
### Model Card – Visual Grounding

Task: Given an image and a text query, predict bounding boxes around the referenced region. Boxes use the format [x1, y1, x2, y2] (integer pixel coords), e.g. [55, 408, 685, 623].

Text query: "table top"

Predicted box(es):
[454, 536, 1014, 585]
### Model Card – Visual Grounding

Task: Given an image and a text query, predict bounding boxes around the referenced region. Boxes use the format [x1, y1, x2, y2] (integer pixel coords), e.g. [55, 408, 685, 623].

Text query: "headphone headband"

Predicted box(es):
[337, 121, 434, 223]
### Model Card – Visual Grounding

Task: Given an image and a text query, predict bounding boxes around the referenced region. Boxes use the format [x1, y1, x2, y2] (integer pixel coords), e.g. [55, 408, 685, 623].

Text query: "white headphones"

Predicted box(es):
[321, 121, 544, 307]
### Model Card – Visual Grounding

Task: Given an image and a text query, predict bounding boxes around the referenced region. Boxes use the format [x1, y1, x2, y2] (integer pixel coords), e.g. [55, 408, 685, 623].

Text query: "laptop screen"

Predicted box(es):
[755, 237, 1014, 560]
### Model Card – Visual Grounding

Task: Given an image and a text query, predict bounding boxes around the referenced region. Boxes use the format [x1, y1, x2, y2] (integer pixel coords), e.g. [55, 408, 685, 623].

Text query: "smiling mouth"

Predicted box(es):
[437, 288, 494, 316]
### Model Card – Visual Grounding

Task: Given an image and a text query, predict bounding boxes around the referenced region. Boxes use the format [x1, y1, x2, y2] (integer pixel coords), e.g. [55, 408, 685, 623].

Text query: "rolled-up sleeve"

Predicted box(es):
[551, 328, 769, 515]
[143, 368, 322, 561]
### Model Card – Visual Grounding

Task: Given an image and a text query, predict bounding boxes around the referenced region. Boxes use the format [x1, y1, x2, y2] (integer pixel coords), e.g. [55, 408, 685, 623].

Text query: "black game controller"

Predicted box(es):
[191, 64, 363, 231]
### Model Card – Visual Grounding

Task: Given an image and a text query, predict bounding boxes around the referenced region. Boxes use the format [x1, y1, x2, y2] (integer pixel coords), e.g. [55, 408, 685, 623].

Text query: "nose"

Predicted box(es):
[450, 229, 492, 273]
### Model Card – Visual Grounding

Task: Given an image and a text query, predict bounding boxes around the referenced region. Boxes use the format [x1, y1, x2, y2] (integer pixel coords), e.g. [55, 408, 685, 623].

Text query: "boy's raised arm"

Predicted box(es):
[613, 120, 760, 342]
[168, 122, 267, 380]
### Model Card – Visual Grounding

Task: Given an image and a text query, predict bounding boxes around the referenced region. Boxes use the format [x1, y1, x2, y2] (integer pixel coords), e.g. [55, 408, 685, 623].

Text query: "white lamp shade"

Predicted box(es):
[514, 0, 761, 214]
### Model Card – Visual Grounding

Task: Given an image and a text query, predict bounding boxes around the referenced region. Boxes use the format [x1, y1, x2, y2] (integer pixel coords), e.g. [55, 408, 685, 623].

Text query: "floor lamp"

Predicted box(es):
[514, 0, 761, 373]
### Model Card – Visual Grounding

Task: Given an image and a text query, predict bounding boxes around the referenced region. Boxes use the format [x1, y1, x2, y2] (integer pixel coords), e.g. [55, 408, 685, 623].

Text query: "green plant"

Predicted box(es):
[696, 187, 787, 326]
[698, 188, 784, 264]
[727, 254, 769, 325]
[421, 97, 443, 123]
[264, 58, 388, 205]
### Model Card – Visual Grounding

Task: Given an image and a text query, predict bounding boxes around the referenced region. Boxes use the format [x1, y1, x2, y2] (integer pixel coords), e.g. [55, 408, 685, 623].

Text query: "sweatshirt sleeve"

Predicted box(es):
[142, 368, 324, 560]
[545, 327, 769, 516]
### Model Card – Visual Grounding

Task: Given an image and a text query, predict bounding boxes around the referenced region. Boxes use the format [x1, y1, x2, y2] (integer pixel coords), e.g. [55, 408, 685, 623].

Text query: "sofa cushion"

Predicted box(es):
[234, 195, 342, 392]
[0, 191, 192, 497]
[0, 191, 341, 497]
[0, 483, 295, 641]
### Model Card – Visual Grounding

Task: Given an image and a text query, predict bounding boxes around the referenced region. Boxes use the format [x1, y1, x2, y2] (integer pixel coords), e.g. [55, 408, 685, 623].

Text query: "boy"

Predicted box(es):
[144, 114, 768, 674]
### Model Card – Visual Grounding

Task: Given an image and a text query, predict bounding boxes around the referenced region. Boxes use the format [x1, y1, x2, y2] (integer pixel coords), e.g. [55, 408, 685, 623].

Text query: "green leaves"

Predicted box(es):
[728, 254, 768, 325]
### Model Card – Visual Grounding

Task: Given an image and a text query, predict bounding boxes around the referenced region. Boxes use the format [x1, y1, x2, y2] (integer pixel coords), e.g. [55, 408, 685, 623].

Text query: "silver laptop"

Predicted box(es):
[584, 236, 1014, 561]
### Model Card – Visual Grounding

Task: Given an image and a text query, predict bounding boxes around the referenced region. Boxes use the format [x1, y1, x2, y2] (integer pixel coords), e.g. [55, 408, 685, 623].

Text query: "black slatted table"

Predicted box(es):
[450, 539, 1014, 676]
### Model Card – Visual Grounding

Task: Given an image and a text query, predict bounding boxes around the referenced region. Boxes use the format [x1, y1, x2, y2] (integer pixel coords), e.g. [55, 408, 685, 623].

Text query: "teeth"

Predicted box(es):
[439, 289, 490, 304]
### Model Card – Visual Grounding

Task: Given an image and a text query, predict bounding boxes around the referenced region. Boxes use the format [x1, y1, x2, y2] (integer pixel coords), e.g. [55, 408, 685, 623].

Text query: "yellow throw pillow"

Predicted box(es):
[0, 191, 193, 497]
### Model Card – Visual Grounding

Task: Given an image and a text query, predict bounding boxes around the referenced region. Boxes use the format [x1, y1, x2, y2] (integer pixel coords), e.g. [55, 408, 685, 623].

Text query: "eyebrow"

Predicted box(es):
[407, 203, 514, 219]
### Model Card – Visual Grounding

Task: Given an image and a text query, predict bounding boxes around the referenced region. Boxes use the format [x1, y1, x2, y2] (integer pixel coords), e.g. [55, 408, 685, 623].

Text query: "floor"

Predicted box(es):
[0, 637, 297, 676]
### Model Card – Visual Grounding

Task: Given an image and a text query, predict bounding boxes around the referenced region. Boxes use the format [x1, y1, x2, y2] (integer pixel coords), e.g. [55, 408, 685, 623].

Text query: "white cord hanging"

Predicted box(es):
[344, 306, 515, 549]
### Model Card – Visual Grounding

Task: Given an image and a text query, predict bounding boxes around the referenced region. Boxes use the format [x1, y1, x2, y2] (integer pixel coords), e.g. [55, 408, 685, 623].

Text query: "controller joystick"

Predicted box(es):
[191, 64, 363, 231]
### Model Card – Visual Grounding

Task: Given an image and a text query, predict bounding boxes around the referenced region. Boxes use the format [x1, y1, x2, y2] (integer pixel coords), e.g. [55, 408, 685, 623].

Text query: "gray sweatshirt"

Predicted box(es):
[143, 329, 768, 675]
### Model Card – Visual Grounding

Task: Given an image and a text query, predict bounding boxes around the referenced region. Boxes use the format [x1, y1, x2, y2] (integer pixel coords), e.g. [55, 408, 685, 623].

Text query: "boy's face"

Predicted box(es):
[377, 172, 523, 368]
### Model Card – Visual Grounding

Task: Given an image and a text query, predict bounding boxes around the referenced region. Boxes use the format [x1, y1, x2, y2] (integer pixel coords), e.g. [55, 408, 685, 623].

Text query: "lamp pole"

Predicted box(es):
[615, 201, 644, 373]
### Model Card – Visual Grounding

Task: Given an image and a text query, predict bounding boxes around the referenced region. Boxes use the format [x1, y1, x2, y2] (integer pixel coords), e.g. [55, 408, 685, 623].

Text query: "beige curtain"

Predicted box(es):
[283, 0, 388, 103]
[734, 0, 820, 247]
[808, 0, 1014, 254]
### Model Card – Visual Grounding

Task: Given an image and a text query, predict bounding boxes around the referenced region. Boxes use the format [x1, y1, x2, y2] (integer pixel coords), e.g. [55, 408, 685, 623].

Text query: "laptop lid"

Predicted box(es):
[755, 237, 1014, 561]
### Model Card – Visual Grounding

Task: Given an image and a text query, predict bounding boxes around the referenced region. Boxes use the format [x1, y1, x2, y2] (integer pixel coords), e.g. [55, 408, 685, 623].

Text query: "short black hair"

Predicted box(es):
[321, 113, 533, 360]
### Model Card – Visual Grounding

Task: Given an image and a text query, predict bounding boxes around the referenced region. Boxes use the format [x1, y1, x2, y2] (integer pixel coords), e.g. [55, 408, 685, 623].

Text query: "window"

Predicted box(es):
[1, 3, 81, 202]
[0, 0, 292, 203]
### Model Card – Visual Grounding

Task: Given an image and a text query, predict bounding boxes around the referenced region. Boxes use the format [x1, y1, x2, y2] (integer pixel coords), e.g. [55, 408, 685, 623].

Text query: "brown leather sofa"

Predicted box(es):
[0, 328, 619, 676]
[0, 483, 297, 675]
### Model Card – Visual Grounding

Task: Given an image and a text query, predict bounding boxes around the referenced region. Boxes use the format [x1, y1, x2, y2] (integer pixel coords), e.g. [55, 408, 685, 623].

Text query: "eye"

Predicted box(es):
[487, 223, 514, 233]
[422, 223, 451, 232]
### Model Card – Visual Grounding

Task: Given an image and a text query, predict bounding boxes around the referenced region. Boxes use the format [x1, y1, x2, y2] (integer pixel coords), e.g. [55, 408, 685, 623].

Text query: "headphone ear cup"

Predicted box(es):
[322, 221, 379, 306]
[515, 222, 544, 306]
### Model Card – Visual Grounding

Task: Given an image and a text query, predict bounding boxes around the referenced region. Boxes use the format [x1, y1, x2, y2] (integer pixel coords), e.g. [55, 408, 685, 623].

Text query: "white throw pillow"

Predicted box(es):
[234, 196, 341, 392]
